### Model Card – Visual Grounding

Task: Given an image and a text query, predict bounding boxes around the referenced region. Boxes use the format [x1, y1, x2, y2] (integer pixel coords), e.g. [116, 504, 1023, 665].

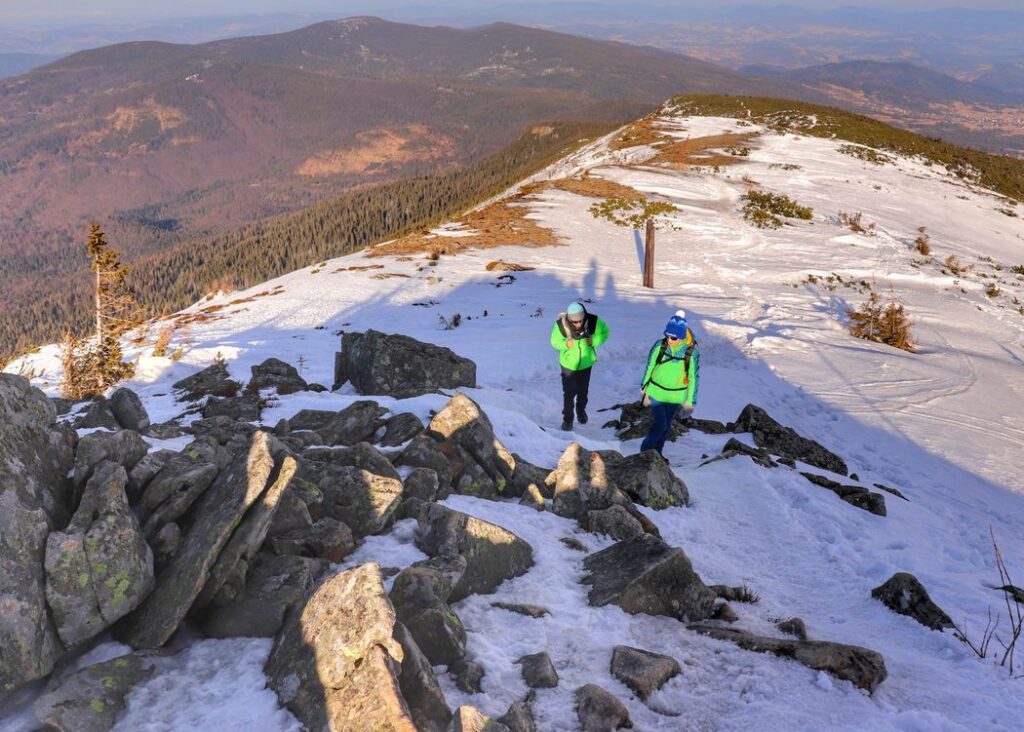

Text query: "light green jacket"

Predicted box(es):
[641, 332, 700, 407]
[550, 313, 609, 371]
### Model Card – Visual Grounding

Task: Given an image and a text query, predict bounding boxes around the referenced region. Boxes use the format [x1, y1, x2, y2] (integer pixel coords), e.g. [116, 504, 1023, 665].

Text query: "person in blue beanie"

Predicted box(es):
[639, 309, 700, 461]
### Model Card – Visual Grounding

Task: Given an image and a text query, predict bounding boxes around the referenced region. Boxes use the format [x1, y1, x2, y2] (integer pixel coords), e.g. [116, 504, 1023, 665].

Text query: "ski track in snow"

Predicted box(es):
[4, 113, 1024, 731]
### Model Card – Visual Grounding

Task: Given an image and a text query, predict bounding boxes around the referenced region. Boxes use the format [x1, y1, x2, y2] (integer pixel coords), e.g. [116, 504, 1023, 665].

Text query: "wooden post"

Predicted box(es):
[643, 219, 655, 288]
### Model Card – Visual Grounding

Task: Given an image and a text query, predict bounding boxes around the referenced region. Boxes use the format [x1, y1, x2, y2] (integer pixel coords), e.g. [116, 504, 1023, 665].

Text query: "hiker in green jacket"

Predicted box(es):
[640, 309, 699, 460]
[550, 301, 610, 431]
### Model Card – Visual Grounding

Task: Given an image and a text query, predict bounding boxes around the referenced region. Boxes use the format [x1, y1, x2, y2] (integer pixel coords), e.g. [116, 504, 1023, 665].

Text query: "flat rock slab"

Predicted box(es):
[575, 684, 632, 731]
[394, 621, 452, 732]
[610, 646, 681, 701]
[265, 562, 415, 732]
[33, 654, 154, 732]
[117, 431, 282, 649]
[491, 602, 550, 618]
[689, 624, 887, 693]
[871, 572, 954, 631]
[581, 534, 716, 622]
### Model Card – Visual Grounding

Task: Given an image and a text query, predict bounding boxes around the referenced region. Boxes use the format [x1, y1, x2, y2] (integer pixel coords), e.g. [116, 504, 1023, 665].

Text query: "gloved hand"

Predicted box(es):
[566, 338, 575, 349]
[679, 405, 694, 419]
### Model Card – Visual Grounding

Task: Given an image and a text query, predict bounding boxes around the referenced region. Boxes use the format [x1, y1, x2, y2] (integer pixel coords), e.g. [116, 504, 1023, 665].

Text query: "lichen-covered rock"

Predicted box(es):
[733, 404, 847, 476]
[126, 449, 175, 501]
[450, 705, 510, 732]
[265, 562, 415, 732]
[394, 621, 452, 732]
[335, 329, 476, 398]
[548, 443, 634, 522]
[303, 442, 400, 481]
[586, 505, 644, 541]
[268, 518, 356, 563]
[604, 451, 689, 508]
[73, 429, 148, 491]
[390, 555, 468, 666]
[427, 394, 515, 492]
[45, 461, 154, 649]
[610, 646, 681, 701]
[172, 361, 240, 401]
[33, 653, 154, 732]
[109, 387, 151, 432]
[582, 534, 716, 622]
[381, 412, 425, 447]
[508, 454, 552, 500]
[318, 401, 389, 446]
[404, 467, 440, 503]
[117, 431, 288, 649]
[138, 454, 219, 541]
[248, 357, 307, 395]
[396, 433, 455, 496]
[516, 651, 558, 688]
[575, 684, 632, 731]
[689, 624, 887, 693]
[871, 572, 954, 631]
[0, 374, 76, 692]
[319, 465, 404, 538]
[415, 503, 533, 602]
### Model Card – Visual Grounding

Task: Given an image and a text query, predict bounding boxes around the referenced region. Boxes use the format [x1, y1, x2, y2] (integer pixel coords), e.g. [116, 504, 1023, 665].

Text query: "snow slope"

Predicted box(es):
[4, 109, 1024, 731]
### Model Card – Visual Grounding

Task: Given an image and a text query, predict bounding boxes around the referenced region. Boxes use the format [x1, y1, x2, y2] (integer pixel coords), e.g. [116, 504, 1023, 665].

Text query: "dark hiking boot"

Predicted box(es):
[561, 419, 573, 431]
[577, 409, 588, 425]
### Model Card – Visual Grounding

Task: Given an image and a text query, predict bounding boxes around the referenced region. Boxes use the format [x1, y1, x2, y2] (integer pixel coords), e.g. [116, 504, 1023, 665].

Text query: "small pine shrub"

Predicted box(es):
[439, 313, 462, 330]
[944, 255, 968, 276]
[914, 227, 931, 255]
[847, 291, 915, 352]
[1010, 265, 1024, 276]
[153, 324, 175, 358]
[838, 211, 876, 235]
[986, 283, 1001, 298]
[838, 144, 894, 165]
[743, 190, 813, 229]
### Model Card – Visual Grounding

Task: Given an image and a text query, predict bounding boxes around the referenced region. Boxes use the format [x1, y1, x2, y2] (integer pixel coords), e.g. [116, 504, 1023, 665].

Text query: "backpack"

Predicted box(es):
[642, 336, 696, 392]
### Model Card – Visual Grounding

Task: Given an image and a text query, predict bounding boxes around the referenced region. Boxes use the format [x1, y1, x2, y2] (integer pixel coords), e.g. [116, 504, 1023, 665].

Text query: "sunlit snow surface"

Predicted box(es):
[5, 113, 1024, 731]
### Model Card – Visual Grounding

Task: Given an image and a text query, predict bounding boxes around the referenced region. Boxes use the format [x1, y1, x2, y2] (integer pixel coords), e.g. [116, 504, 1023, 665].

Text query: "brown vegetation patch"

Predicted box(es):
[370, 272, 412, 280]
[650, 132, 761, 168]
[334, 264, 386, 272]
[296, 125, 455, 177]
[609, 117, 671, 150]
[486, 260, 535, 272]
[549, 174, 644, 201]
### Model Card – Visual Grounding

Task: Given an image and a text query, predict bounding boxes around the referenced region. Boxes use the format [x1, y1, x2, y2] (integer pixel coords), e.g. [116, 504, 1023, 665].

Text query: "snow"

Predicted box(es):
[4, 111, 1024, 730]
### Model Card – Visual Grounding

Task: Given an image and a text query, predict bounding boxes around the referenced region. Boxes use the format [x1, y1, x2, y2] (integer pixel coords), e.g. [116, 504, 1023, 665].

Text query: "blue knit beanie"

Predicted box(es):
[567, 302, 585, 318]
[664, 309, 688, 340]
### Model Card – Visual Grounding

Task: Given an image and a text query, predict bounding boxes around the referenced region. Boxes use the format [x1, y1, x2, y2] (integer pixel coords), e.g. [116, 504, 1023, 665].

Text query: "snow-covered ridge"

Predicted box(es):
[5, 112, 1024, 730]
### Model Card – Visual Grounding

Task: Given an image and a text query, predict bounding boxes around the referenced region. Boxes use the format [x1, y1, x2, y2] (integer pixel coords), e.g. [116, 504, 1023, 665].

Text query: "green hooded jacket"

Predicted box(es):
[641, 332, 700, 407]
[550, 310, 609, 371]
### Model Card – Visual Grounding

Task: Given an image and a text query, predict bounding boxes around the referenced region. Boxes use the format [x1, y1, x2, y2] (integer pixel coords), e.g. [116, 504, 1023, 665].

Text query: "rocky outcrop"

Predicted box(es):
[689, 625, 887, 693]
[603, 451, 689, 509]
[610, 646, 680, 701]
[32, 654, 154, 732]
[0, 374, 76, 693]
[265, 562, 416, 732]
[393, 621, 452, 732]
[44, 462, 154, 649]
[248, 357, 307, 395]
[427, 394, 515, 497]
[732, 404, 847, 476]
[109, 388, 151, 432]
[317, 402, 389, 446]
[172, 361, 240, 401]
[548, 443, 632, 521]
[334, 329, 476, 397]
[800, 472, 887, 516]
[871, 573, 954, 631]
[415, 504, 533, 602]
[389, 555, 468, 665]
[73, 429, 148, 492]
[396, 434, 455, 497]
[575, 684, 632, 731]
[117, 431, 291, 649]
[582, 534, 716, 622]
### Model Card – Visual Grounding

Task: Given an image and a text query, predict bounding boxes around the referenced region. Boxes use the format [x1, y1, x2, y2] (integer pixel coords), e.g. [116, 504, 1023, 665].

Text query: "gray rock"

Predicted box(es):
[776, 617, 809, 640]
[143, 422, 187, 440]
[604, 451, 689, 508]
[172, 361, 240, 401]
[126, 449, 175, 501]
[610, 646, 681, 701]
[871, 572, 954, 631]
[396, 434, 455, 497]
[33, 654, 154, 732]
[427, 394, 515, 494]
[406, 605, 468, 666]
[109, 388, 151, 432]
[508, 454, 552, 500]
[610, 399, 687, 442]
[73, 429, 148, 492]
[269, 518, 357, 563]
[381, 412, 425, 447]
[581, 533, 716, 622]
[519, 484, 546, 511]
[318, 465, 404, 538]
[800, 472, 887, 516]
[189, 415, 258, 447]
[288, 409, 340, 432]
[713, 602, 740, 623]
[575, 684, 633, 731]
[265, 562, 416, 731]
[516, 652, 558, 688]
[45, 462, 154, 649]
[451, 658, 486, 693]
[267, 490, 314, 537]
[304, 441, 400, 481]
[586, 505, 645, 541]
[248, 357, 307, 395]
[202, 393, 263, 422]
[416, 503, 533, 602]
[138, 456, 219, 541]
[497, 695, 538, 732]
[201, 553, 322, 638]
[449, 706, 510, 732]
[394, 621, 452, 732]
[336, 329, 476, 398]
[318, 401, 388, 446]
[0, 375, 76, 692]
[717, 438, 778, 469]
[390, 555, 468, 666]
[404, 467, 440, 503]
[874, 483, 910, 501]
[560, 537, 589, 552]
[116, 432, 288, 649]
[153, 522, 181, 568]
[491, 602, 550, 618]
[74, 396, 120, 430]
[689, 624, 887, 693]
[733, 404, 847, 476]
[548, 443, 632, 521]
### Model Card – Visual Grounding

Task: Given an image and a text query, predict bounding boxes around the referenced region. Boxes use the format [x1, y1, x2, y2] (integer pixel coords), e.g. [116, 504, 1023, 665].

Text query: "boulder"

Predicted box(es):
[335, 329, 476, 398]
[33, 654, 154, 732]
[74, 396, 120, 430]
[716, 438, 778, 469]
[172, 361, 240, 401]
[381, 412, 425, 447]
[519, 484, 546, 511]
[450, 658, 486, 693]
[428, 394, 515, 492]
[202, 393, 263, 422]
[318, 401, 389, 446]
[586, 505, 644, 541]
[116, 431, 289, 649]
[610, 646, 680, 701]
[396, 434, 456, 497]
[508, 455, 552, 500]
[248, 357, 307, 395]
[126, 449, 175, 501]
[318, 466, 404, 538]
[689, 624, 887, 693]
[581, 534, 716, 622]
[45, 462, 154, 649]
[548, 443, 632, 521]
[516, 651, 558, 688]
[201, 553, 323, 638]
[776, 617, 809, 640]
[73, 429, 148, 492]
[189, 415, 258, 447]
[800, 473, 887, 516]
[265, 562, 416, 732]
[109, 388, 151, 432]
[404, 467, 440, 503]
[144, 422, 187, 440]
[0, 374, 76, 692]
[491, 602, 550, 618]
[267, 490, 314, 537]
[733, 404, 847, 476]
[394, 621, 452, 732]
[449, 706, 510, 732]
[152, 522, 181, 568]
[390, 555, 468, 665]
[604, 451, 689, 508]
[415, 504, 534, 602]
[871, 572, 954, 631]
[304, 441, 400, 480]
[138, 454, 220, 541]
[268, 518, 356, 563]
[497, 695, 538, 732]
[575, 684, 632, 731]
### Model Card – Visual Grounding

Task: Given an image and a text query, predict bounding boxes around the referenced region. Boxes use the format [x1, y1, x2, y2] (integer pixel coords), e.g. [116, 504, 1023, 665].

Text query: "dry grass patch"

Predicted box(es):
[609, 117, 671, 150]
[549, 174, 644, 202]
[486, 260, 535, 272]
[650, 132, 761, 168]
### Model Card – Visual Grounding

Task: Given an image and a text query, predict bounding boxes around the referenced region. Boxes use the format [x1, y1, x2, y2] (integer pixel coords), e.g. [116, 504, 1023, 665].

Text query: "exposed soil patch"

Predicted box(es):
[549, 174, 645, 201]
[296, 125, 454, 177]
[651, 132, 761, 169]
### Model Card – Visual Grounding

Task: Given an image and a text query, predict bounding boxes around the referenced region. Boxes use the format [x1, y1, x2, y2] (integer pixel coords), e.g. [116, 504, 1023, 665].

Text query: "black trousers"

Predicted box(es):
[561, 367, 592, 423]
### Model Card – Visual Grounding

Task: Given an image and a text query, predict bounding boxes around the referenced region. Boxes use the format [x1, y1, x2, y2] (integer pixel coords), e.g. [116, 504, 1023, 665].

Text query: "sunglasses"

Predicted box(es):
[665, 335, 681, 341]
